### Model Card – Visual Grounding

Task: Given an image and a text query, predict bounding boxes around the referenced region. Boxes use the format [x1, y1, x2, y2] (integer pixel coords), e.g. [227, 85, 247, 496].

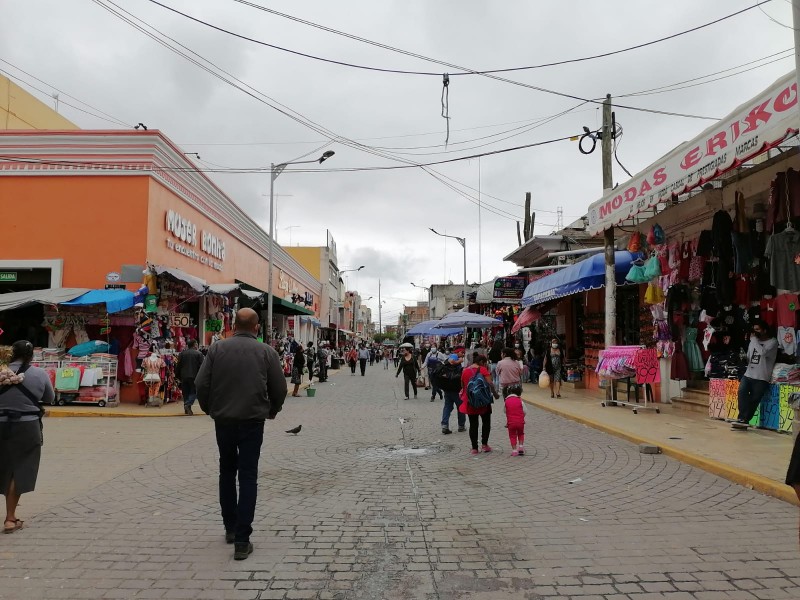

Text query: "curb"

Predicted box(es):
[525, 397, 800, 507]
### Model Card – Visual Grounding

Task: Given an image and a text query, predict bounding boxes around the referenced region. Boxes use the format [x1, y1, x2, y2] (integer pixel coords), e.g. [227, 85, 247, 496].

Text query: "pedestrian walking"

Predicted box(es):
[496, 347, 522, 398]
[369, 347, 376, 366]
[425, 346, 445, 402]
[432, 353, 465, 434]
[358, 344, 370, 376]
[543, 338, 564, 398]
[176, 338, 204, 415]
[503, 383, 527, 456]
[488, 339, 503, 388]
[383, 347, 391, 370]
[392, 347, 400, 368]
[346, 346, 358, 375]
[395, 346, 420, 400]
[304, 342, 316, 383]
[0, 340, 54, 534]
[316, 343, 328, 382]
[290, 344, 305, 397]
[734, 319, 778, 429]
[459, 353, 499, 454]
[196, 308, 287, 561]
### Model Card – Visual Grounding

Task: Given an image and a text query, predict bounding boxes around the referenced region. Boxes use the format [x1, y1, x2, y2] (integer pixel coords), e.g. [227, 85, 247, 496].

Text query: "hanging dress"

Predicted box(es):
[684, 327, 704, 372]
[670, 340, 690, 381]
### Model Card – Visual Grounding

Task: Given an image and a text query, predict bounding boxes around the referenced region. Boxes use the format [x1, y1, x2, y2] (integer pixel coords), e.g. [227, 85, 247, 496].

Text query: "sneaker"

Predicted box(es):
[430, 397, 435, 402]
[511, 450, 519, 457]
[470, 448, 479, 455]
[413, 395, 417, 399]
[481, 444, 492, 453]
[457, 426, 466, 432]
[442, 428, 452, 435]
[225, 531, 235, 544]
[518, 446, 525, 456]
[184, 405, 192, 416]
[404, 397, 409, 401]
[233, 542, 253, 560]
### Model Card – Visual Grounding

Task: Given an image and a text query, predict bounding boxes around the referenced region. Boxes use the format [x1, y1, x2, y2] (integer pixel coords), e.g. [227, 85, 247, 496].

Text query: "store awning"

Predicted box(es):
[152, 265, 207, 293]
[338, 328, 355, 336]
[242, 290, 263, 300]
[475, 281, 495, 304]
[511, 307, 541, 333]
[207, 283, 240, 295]
[406, 319, 462, 336]
[521, 251, 642, 307]
[62, 289, 135, 313]
[587, 71, 800, 235]
[272, 296, 314, 316]
[0, 288, 91, 312]
[300, 315, 322, 327]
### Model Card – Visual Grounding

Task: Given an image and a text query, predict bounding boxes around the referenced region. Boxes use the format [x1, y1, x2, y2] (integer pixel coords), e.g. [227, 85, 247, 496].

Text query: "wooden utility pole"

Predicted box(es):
[523, 192, 532, 240]
[602, 94, 616, 349]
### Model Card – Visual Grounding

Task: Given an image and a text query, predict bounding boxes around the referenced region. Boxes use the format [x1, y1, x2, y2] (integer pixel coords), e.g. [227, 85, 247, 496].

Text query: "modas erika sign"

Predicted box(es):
[588, 72, 800, 235]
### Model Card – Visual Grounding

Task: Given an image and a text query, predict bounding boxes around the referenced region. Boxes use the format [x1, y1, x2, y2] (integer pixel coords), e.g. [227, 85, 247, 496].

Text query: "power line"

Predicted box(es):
[223, 0, 727, 120]
[149, 0, 772, 77]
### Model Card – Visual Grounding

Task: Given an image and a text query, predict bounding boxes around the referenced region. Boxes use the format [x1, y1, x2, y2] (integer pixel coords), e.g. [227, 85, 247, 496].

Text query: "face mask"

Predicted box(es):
[551, 343, 558, 348]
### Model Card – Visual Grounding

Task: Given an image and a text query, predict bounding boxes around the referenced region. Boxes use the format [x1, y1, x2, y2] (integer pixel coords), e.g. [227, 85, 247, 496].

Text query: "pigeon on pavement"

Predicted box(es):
[285, 425, 302, 435]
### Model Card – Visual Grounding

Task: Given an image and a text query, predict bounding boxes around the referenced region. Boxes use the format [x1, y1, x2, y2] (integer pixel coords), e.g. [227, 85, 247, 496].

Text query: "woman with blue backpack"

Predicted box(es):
[459, 353, 499, 454]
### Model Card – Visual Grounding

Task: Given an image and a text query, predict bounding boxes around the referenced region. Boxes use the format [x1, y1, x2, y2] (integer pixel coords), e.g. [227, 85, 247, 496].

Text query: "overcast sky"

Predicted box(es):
[1, 0, 795, 326]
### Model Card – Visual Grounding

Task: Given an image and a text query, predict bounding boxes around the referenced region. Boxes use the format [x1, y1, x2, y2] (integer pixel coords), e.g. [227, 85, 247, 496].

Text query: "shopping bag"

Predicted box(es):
[538, 372, 550, 388]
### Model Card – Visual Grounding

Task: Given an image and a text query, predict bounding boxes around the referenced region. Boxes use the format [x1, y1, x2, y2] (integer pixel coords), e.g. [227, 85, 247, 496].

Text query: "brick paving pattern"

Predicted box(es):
[1, 365, 798, 599]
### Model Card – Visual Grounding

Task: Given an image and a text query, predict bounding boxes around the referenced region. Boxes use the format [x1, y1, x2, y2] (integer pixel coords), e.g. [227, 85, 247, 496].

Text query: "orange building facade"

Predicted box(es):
[0, 130, 322, 334]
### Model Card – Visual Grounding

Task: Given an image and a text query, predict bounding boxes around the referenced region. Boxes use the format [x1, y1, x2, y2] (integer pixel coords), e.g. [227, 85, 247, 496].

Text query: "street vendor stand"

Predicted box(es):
[597, 345, 660, 414]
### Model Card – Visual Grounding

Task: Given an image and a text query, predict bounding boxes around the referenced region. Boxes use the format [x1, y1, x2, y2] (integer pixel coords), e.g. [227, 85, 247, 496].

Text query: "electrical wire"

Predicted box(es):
[149, 0, 772, 76]
[758, 2, 798, 29]
[613, 124, 634, 178]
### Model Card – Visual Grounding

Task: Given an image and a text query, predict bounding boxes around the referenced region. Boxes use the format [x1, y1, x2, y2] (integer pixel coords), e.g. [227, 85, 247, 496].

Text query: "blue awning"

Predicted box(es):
[406, 319, 463, 336]
[522, 251, 643, 307]
[62, 289, 136, 314]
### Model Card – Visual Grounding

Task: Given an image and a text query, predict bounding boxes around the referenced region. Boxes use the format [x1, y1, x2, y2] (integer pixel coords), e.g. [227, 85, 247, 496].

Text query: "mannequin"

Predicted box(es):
[142, 351, 165, 407]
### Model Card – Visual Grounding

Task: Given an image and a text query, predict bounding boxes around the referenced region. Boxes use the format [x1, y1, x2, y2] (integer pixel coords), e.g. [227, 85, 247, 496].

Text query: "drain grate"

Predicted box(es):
[358, 444, 442, 459]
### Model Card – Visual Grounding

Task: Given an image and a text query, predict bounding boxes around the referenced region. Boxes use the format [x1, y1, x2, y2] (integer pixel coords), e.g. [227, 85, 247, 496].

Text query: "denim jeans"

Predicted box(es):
[181, 380, 197, 408]
[490, 363, 498, 388]
[430, 381, 443, 400]
[359, 358, 367, 376]
[214, 420, 265, 544]
[441, 390, 465, 429]
[737, 376, 770, 423]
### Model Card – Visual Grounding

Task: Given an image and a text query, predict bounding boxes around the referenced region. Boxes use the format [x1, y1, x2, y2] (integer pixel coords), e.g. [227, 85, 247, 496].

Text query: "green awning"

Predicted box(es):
[272, 296, 314, 316]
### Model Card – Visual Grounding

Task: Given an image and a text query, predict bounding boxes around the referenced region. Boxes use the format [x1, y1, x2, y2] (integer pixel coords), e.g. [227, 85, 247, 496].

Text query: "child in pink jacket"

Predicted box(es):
[503, 384, 527, 456]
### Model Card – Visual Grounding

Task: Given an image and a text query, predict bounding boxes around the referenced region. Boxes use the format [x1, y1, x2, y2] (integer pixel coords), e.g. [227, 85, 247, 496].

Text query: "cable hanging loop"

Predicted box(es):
[441, 73, 451, 148]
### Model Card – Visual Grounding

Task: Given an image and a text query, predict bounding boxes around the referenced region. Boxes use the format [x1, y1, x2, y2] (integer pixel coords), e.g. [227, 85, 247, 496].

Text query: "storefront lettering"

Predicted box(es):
[165, 210, 226, 270]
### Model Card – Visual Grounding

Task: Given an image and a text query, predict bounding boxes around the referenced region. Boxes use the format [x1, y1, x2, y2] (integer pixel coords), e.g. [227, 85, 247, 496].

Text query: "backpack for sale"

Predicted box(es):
[466, 370, 493, 408]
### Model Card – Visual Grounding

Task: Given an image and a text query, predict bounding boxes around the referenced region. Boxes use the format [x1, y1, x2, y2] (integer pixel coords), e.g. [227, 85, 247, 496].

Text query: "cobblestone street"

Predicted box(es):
[2, 365, 798, 599]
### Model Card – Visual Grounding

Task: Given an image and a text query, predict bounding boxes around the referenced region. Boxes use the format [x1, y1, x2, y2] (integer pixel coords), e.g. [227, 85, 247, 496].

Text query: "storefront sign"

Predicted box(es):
[105, 284, 126, 290]
[588, 71, 799, 235]
[105, 272, 121, 283]
[493, 276, 527, 300]
[0, 272, 17, 282]
[170, 313, 192, 327]
[165, 210, 226, 271]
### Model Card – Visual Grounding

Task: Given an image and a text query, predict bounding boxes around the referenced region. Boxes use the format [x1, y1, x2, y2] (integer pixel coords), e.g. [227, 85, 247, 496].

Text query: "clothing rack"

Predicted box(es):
[597, 345, 660, 414]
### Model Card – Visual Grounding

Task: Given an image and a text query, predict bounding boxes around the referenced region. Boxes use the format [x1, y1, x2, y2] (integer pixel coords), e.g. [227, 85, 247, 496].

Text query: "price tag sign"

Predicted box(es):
[170, 313, 191, 327]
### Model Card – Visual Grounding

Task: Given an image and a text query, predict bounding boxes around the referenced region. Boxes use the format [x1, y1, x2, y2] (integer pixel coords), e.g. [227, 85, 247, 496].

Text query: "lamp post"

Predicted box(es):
[338, 266, 364, 347]
[410, 282, 431, 320]
[430, 228, 468, 345]
[267, 150, 335, 342]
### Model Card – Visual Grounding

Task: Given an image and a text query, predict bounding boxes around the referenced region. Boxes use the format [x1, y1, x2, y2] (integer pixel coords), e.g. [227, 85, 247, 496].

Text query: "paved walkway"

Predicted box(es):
[3, 364, 798, 599]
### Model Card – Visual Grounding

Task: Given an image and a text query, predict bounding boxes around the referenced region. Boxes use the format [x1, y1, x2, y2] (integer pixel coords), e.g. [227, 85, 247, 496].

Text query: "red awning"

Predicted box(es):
[511, 307, 541, 333]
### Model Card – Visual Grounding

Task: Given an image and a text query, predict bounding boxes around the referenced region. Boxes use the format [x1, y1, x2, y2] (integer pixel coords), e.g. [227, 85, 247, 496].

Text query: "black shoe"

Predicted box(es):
[442, 428, 452, 435]
[430, 397, 435, 402]
[225, 531, 235, 544]
[457, 426, 466, 432]
[234, 542, 253, 560]
[184, 405, 191, 415]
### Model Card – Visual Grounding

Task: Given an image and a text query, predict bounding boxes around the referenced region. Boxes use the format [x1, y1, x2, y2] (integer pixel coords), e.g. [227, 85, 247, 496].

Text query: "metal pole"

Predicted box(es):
[794, 1, 800, 124]
[267, 163, 275, 343]
[478, 157, 482, 284]
[378, 279, 382, 337]
[602, 94, 616, 349]
[462, 237, 468, 350]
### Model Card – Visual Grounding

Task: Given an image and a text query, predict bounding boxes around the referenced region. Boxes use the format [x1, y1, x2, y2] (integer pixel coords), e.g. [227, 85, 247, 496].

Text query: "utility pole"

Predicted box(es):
[793, 1, 800, 125]
[378, 279, 382, 338]
[478, 157, 482, 283]
[602, 94, 616, 350]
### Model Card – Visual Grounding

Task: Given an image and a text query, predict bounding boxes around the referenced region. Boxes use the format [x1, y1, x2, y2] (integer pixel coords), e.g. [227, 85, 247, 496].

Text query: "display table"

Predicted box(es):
[708, 378, 799, 433]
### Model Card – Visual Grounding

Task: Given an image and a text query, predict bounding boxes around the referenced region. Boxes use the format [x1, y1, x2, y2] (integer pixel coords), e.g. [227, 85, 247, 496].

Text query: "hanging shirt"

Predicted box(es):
[775, 293, 799, 328]
[764, 228, 800, 291]
[760, 297, 777, 328]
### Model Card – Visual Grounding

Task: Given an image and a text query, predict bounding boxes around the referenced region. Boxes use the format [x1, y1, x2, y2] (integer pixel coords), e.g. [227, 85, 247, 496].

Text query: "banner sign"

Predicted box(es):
[493, 276, 527, 300]
[587, 72, 799, 235]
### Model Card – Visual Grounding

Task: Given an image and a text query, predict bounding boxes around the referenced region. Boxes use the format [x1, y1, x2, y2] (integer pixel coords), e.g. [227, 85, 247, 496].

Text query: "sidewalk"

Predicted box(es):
[521, 380, 799, 505]
[45, 376, 320, 418]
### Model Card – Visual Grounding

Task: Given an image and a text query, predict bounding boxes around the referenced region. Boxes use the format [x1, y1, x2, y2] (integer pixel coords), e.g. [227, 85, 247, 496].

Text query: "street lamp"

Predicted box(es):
[410, 282, 431, 320]
[337, 265, 364, 348]
[430, 228, 468, 343]
[267, 150, 335, 341]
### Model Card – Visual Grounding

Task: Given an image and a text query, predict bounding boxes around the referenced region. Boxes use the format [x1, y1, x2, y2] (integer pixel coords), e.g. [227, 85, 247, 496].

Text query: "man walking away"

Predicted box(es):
[433, 353, 465, 434]
[369, 347, 376, 366]
[196, 308, 287, 561]
[496, 347, 523, 398]
[177, 339, 204, 415]
[734, 319, 778, 429]
[358, 344, 370, 376]
[317, 343, 328, 382]
[426, 347, 445, 402]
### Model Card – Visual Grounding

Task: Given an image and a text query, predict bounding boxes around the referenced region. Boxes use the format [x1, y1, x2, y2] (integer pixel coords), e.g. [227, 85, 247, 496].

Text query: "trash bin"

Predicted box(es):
[306, 387, 316, 397]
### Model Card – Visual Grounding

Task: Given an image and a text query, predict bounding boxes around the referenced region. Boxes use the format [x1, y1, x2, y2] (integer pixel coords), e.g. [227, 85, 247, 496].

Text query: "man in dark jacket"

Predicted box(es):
[433, 353, 465, 434]
[176, 338, 204, 416]
[196, 308, 287, 561]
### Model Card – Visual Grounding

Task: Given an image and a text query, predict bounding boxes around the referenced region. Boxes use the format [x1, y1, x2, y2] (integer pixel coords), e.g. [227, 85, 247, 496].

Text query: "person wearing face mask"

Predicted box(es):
[395, 347, 420, 400]
[734, 319, 778, 429]
[543, 338, 563, 398]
